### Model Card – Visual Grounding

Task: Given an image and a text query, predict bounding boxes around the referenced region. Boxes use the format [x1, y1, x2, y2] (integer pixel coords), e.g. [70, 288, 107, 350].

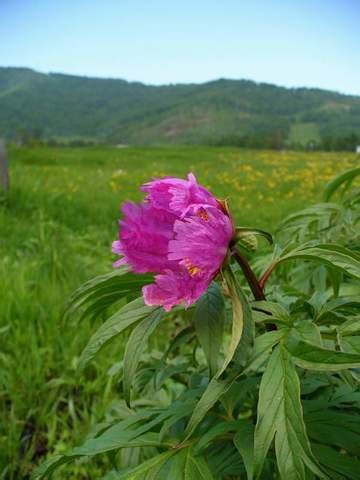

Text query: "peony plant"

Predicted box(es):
[33, 168, 360, 480]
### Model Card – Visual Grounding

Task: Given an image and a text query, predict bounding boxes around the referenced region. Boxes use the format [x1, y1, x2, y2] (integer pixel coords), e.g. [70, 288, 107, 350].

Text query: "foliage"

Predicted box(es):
[32, 167, 360, 479]
[1, 67, 360, 149]
[0, 147, 358, 478]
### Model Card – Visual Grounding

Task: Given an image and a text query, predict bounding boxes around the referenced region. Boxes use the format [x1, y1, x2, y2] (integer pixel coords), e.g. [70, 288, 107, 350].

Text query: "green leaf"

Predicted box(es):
[291, 321, 322, 346]
[338, 335, 360, 354]
[117, 451, 175, 479]
[305, 409, 360, 456]
[184, 450, 214, 479]
[222, 266, 254, 375]
[252, 301, 291, 326]
[243, 330, 284, 373]
[324, 167, 360, 201]
[72, 431, 165, 456]
[337, 316, 360, 335]
[277, 203, 341, 232]
[167, 448, 214, 479]
[183, 376, 234, 440]
[155, 361, 191, 391]
[316, 297, 360, 325]
[194, 283, 225, 377]
[235, 227, 273, 245]
[284, 335, 360, 371]
[194, 420, 241, 454]
[65, 267, 152, 319]
[254, 345, 325, 480]
[31, 455, 71, 480]
[31, 428, 168, 479]
[314, 445, 360, 479]
[183, 268, 254, 441]
[233, 419, 254, 480]
[162, 326, 195, 362]
[78, 297, 156, 370]
[123, 308, 164, 405]
[159, 402, 195, 441]
[279, 243, 360, 280]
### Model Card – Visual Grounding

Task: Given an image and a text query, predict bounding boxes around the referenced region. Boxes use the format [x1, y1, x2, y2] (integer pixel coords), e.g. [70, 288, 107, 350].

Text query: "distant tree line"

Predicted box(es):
[13, 128, 100, 148]
[8, 127, 360, 152]
[209, 130, 360, 151]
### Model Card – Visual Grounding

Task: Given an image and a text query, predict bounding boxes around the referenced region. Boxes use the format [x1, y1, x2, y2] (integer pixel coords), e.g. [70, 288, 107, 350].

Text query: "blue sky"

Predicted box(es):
[1, 0, 359, 94]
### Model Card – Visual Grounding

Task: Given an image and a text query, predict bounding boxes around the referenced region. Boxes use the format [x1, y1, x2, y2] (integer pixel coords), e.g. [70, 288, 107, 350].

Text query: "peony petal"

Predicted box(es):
[168, 205, 233, 277]
[115, 201, 176, 274]
[142, 173, 217, 217]
[142, 268, 210, 311]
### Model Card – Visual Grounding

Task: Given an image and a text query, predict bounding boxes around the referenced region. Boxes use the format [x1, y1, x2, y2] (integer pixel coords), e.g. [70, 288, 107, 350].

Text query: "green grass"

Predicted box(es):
[0, 145, 358, 478]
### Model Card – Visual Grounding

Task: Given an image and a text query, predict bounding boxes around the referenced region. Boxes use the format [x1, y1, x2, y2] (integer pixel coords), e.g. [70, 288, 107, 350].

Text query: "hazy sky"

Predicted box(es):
[1, 0, 360, 94]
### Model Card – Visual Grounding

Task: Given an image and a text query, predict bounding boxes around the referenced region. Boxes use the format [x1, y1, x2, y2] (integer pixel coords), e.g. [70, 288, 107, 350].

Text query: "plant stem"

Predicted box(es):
[231, 248, 277, 331]
[258, 261, 278, 289]
[231, 247, 265, 301]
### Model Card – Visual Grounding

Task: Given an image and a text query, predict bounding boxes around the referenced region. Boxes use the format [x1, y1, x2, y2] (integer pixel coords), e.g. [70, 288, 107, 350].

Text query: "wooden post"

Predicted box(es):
[0, 139, 9, 192]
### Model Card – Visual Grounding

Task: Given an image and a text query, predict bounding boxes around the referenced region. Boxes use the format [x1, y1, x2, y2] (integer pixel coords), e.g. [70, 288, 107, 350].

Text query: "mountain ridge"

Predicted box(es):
[1, 66, 359, 148]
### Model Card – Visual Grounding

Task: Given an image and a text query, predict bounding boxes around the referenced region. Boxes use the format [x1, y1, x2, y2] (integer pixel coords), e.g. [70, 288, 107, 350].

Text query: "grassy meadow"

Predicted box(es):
[0, 145, 358, 478]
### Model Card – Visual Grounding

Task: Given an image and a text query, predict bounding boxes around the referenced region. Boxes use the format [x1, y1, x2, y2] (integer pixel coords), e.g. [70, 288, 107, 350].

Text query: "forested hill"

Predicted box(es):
[1, 66, 360, 149]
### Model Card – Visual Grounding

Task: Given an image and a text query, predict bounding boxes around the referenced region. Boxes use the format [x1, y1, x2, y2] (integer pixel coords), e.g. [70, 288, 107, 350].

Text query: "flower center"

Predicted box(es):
[184, 259, 201, 277]
[197, 209, 209, 221]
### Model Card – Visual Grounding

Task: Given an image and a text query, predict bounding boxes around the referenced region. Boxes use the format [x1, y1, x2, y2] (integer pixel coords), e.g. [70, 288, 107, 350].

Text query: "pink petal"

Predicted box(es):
[142, 268, 210, 311]
[115, 201, 176, 274]
[168, 205, 233, 277]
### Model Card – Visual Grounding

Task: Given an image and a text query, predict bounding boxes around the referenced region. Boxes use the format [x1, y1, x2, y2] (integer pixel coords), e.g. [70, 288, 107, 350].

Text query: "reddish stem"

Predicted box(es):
[231, 247, 277, 331]
[258, 261, 278, 290]
[231, 248, 265, 301]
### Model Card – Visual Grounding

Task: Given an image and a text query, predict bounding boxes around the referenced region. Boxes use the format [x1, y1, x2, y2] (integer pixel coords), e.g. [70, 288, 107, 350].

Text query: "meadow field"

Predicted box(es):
[0, 146, 358, 478]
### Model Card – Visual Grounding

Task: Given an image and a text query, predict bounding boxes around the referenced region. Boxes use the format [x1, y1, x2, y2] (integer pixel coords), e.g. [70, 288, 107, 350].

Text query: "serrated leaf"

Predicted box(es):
[284, 334, 360, 371]
[194, 283, 225, 377]
[123, 308, 164, 405]
[78, 297, 156, 370]
[254, 345, 325, 480]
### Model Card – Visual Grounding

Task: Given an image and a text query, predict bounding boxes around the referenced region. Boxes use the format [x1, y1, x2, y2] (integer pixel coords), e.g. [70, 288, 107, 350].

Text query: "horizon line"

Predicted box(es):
[1, 64, 358, 98]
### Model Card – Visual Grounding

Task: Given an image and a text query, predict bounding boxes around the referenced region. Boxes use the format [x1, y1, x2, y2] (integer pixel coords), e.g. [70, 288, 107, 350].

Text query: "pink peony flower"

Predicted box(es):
[112, 173, 234, 311]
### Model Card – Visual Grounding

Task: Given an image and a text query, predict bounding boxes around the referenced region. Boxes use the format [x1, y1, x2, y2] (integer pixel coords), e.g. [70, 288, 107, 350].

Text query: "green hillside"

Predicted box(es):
[1, 67, 360, 147]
